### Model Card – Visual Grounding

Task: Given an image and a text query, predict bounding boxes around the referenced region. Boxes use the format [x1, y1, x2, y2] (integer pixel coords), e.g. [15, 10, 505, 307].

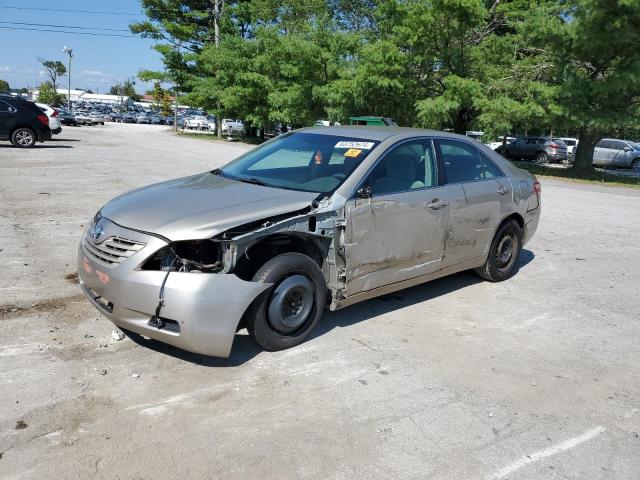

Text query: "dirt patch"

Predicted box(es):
[65, 272, 79, 284]
[15, 420, 28, 430]
[0, 295, 83, 320]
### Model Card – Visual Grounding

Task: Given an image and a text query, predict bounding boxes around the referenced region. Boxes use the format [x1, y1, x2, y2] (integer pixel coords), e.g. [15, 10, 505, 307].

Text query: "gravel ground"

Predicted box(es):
[1, 123, 639, 479]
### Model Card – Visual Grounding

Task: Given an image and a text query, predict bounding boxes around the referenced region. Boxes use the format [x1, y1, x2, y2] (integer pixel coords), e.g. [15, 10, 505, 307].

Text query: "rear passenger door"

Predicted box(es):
[435, 139, 513, 267]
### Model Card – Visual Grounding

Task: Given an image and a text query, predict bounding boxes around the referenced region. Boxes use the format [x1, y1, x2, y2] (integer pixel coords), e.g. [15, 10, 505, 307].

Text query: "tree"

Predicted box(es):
[39, 59, 66, 89]
[108, 78, 141, 101]
[150, 82, 173, 116]
[0, 79, 9, 92]
[37, 83, 66, 107]
[540, 0, 640, 171]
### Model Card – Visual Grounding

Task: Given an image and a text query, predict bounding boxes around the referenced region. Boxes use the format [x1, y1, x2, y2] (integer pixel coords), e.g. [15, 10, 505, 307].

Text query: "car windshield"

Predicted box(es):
[220, 132, 380, 193]
[626, 141, 640, 150]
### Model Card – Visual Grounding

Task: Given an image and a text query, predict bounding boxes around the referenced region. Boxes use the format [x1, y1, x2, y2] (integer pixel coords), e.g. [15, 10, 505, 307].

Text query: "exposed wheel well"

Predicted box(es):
[232, 233, 327, 281]
[501, 212, 524, 231]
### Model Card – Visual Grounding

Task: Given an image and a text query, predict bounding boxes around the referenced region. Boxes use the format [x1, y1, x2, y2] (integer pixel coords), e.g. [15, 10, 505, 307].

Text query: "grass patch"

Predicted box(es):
[512, 161, 640, 188]
[179, 131, 263, 145]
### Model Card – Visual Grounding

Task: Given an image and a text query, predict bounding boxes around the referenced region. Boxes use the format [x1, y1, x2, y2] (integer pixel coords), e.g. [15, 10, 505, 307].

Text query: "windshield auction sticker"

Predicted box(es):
[335, 141, 375, 150]
[344, 148, 363, 157]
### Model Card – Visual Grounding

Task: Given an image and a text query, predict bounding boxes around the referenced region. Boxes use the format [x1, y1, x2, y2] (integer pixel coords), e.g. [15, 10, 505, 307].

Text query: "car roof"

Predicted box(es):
[294, 125, 479, 142]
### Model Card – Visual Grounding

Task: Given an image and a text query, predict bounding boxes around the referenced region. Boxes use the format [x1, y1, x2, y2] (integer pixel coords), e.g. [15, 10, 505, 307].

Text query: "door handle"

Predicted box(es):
[426, 199, 448, 210]
[497, 186, 511, 195]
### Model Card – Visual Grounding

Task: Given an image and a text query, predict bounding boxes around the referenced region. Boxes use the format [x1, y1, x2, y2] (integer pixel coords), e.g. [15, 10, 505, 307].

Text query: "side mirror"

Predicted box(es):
[358, 185, 372, 198]
[623, 146, 633, 152]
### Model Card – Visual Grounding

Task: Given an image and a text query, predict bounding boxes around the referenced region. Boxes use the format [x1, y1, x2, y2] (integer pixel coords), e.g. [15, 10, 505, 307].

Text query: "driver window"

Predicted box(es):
[368, 140, 437, 196]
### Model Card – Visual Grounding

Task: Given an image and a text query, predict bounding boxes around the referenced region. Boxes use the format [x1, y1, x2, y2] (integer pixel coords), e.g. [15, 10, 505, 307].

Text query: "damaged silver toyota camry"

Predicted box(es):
[77, 127, 541, 357]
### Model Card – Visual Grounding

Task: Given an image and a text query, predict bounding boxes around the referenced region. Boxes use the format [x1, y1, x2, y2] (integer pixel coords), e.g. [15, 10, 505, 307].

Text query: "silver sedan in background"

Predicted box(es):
[77, 127, 541, 357]
[593, 138, 640, 171]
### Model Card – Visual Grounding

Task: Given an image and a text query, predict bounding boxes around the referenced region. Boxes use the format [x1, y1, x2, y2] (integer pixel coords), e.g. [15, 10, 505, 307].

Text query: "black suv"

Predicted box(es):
[0, 94, 52, 148]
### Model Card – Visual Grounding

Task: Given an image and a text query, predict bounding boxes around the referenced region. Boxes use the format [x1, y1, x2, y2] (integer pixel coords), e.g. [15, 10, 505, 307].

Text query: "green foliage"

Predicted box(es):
[39, 59, 66, 89]
[133, 0, 640, 171]
[150, 82, 173, 116]
[0, 79, 9, 92]
[108, 78, 141, 101]
[37, 83, 66, 107]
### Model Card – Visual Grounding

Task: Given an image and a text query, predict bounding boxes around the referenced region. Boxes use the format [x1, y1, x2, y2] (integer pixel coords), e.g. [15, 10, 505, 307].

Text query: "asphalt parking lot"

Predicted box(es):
[1, 123, 640, 479]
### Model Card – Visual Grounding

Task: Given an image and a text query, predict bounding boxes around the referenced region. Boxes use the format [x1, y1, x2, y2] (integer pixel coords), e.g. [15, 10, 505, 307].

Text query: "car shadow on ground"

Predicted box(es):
[0, 144, 73, 149]
[126, 249, 535, 367]
[51, 137, 81, 142]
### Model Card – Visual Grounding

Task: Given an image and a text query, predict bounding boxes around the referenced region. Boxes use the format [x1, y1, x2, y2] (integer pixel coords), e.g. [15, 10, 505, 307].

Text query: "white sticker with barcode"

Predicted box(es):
[334, 141, 375, 150]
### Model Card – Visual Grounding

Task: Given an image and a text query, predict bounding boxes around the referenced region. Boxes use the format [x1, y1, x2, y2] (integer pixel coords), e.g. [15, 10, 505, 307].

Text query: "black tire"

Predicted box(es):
[11, 128, 36, 148]
[247, 253, 327, 352]
[632, 159, 640, 173]
[475, 219, 523, 282]
[534, 151, 547, 164]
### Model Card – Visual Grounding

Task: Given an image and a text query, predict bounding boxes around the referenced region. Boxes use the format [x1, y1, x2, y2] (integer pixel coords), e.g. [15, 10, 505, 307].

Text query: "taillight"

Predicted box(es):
[548, 143, 559, 149]
[52, 109, 59, 117]
[533, 181, 542, 195]
[37, 114, 49, 125]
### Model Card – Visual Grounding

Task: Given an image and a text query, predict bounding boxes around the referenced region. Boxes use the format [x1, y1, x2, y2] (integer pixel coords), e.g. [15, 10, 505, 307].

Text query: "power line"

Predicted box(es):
[0, 25, 135, 38]
[0, 21, 131, 32]
[0, 5, 141, 16]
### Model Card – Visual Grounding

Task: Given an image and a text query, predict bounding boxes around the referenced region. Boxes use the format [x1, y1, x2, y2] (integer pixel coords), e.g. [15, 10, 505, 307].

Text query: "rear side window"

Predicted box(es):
[438, 140, 502, 183]
[597, 140, 612, 149]
[0, 101, 8, 112]
[480, 153, 504, 178]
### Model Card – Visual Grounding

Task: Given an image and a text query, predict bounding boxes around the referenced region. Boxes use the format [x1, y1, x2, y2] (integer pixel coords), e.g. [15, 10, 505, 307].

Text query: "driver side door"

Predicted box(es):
[343, 138, 459, 295]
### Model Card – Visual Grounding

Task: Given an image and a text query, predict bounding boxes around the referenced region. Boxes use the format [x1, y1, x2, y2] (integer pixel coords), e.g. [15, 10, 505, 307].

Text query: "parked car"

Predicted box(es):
[503, 137, 568, 163]
[593, 139, 640, 172]
[0, 94, 52, 148]
[35, 103, 62, 134]
[186, 115, 209, 130]
[206, 115, 217, 131]
[349, 116, 397, 126]
[89, 112, 107, 125]
[58, 108, 77, 126]
[74, 111, 94, 126]
[123, 113, 137, 123]
[486, 137, 516, 151]
[136, 114, 150, 124]
[221, 118, 245, 135]
[557, 137, 579, 158]
[77, 127, 541, 357]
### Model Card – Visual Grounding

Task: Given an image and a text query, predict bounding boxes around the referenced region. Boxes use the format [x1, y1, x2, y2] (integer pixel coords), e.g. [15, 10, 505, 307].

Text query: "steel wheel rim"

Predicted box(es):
[537, 153, 546, 163]
[267, 274, 315, 334]
[16, 131, 33, 145]
[495, 233, 516, 271]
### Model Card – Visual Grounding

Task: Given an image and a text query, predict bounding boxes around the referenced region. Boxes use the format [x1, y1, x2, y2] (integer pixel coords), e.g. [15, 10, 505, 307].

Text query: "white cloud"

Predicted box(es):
[0, 65, 12, 72]
[81, 69, 113, 78]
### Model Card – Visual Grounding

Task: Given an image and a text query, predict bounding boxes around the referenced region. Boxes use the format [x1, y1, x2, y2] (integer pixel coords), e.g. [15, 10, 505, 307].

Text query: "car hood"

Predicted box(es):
[101, 172, 319, 241]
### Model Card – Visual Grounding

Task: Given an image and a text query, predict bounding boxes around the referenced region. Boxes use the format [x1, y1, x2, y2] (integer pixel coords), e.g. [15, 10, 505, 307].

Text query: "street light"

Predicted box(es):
[62, 46, 73, 111]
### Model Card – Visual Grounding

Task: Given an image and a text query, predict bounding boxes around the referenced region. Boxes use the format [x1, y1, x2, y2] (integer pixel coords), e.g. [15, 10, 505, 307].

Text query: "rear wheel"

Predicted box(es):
[247, 253, 327, 351]
[475, 220, 523, 282]
[11, 128, 36, 148]
[534, 151, 547, 164]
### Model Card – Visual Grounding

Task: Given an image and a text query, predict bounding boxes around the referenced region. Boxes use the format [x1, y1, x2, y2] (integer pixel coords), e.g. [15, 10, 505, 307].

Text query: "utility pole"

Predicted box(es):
[213, 0, 223, 138]
[62, 46, 73, 111]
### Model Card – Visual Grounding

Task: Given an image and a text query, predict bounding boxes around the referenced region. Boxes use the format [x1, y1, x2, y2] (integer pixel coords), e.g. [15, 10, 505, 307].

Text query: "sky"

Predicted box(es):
[0, 0, 164, 93]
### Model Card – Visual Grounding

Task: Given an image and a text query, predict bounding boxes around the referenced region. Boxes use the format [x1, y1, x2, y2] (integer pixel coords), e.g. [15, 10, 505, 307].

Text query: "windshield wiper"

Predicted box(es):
[239, 177, 269, 187]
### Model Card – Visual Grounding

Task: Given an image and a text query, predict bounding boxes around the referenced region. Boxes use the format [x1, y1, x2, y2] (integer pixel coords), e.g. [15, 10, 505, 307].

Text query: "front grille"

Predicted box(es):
[83, 234, 145, 269]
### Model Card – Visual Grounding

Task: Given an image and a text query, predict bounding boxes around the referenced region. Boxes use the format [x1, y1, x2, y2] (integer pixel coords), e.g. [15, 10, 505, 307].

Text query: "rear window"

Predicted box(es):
[549, 139, 567, 147]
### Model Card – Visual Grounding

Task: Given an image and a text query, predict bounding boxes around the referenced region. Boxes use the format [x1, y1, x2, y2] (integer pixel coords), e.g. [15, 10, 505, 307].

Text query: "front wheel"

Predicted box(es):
[11, 128, 36, 148]
[475, 220, 523, 282]
[632, 159, 640, 173]
[247, 253, 327, 351]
